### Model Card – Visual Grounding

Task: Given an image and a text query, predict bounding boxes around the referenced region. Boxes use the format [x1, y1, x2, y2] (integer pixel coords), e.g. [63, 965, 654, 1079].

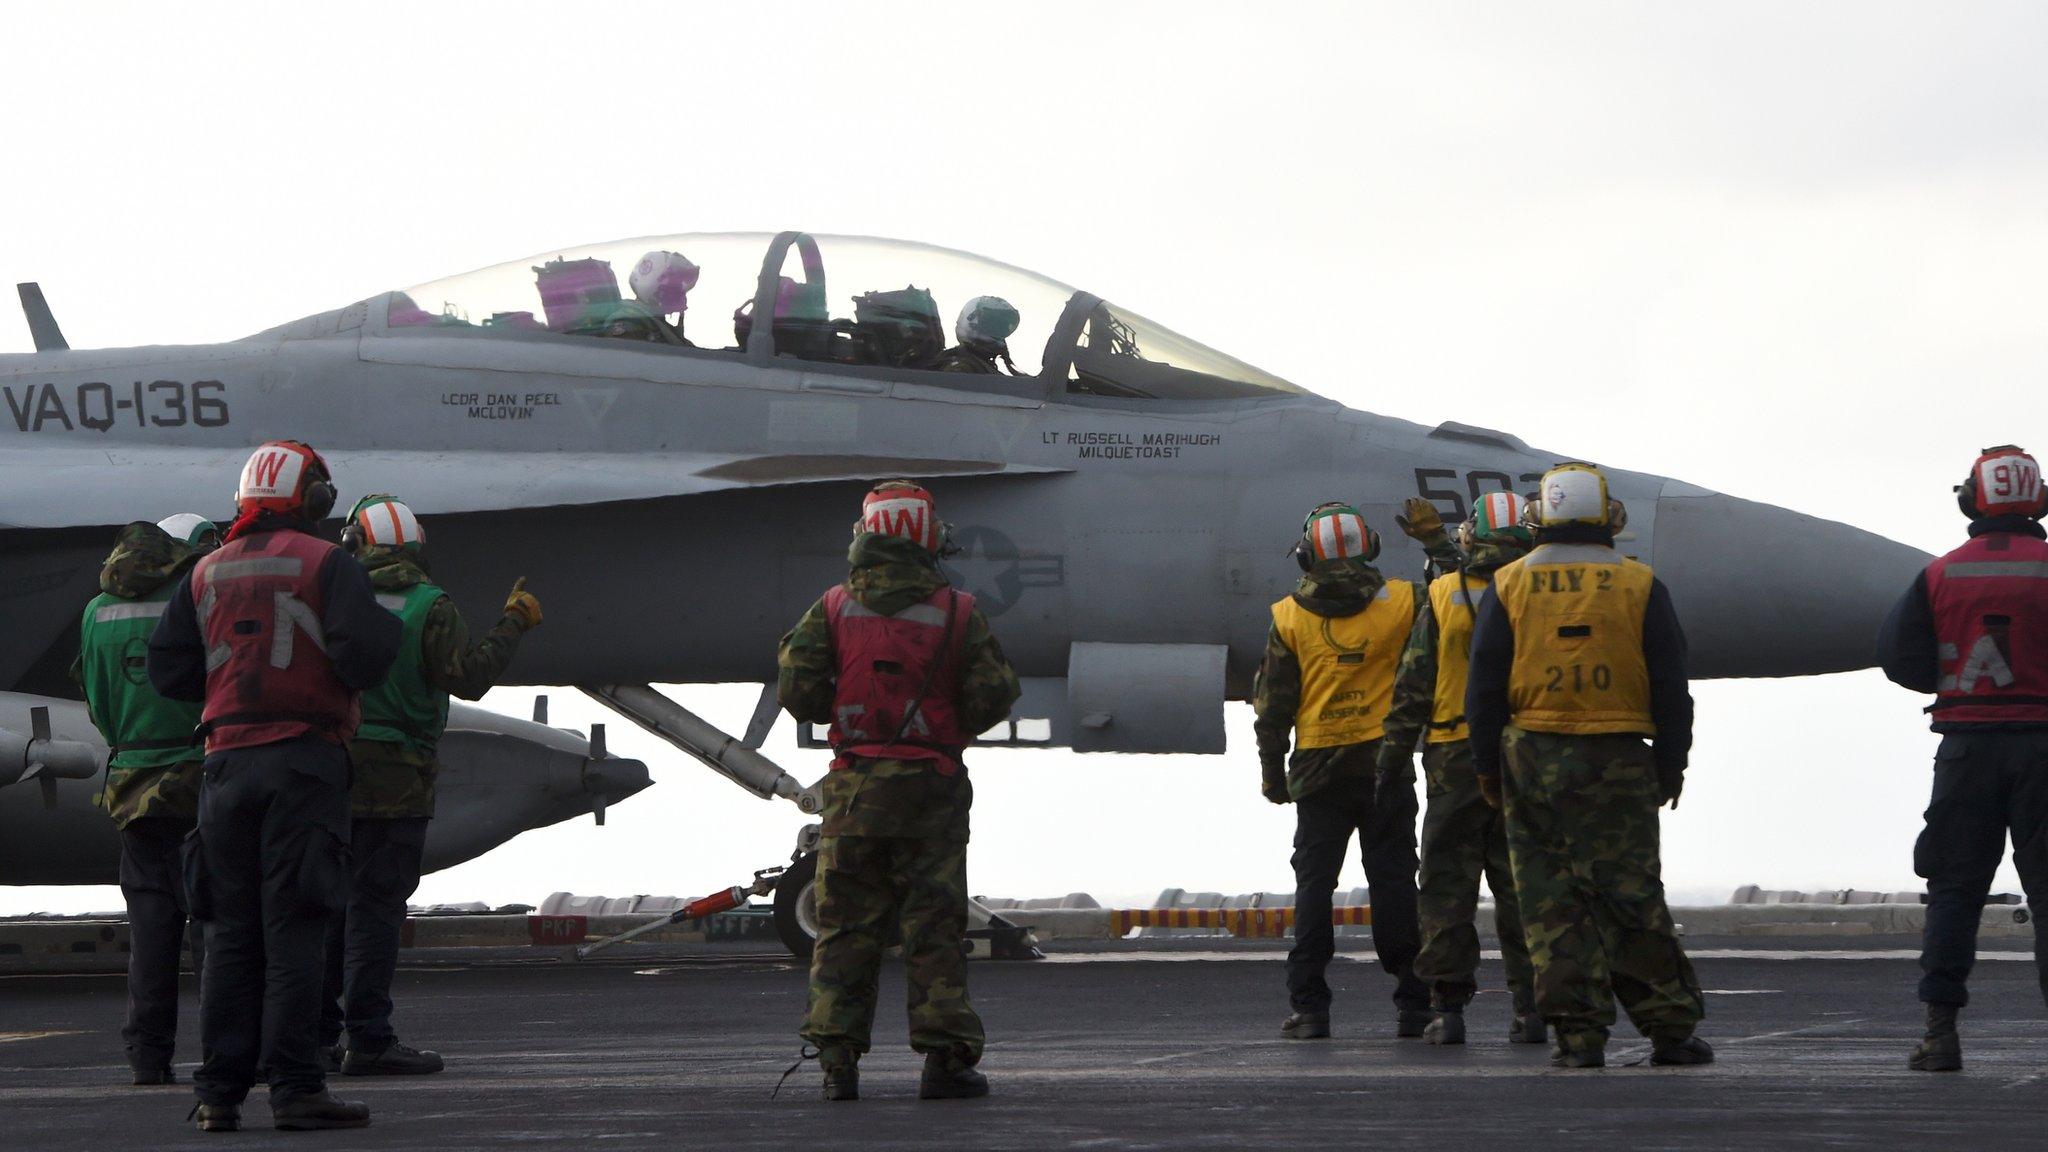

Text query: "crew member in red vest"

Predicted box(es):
[1880, 444, 2048, 1073]
[148, 441, 401, 1132]
[777, 481, 1021, 1102]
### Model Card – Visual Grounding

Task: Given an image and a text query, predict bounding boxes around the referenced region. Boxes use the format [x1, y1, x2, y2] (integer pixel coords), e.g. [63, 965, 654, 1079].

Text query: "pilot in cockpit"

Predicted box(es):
[932, 296, 1022, 375]
[628, 251, 701, 347]
[532, 256, 683, 345]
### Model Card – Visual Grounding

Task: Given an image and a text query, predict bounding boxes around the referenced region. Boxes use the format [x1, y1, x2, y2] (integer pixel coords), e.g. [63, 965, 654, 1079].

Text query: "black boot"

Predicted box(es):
[1280, 1010, 1330, 1039]
[131, 1064, 177, 1086]
[191, 1103, 240, 1132]
[1909, 1004, 1962, 1072]
[270, 1090, 371, 1131]
[342, 1040, 444, 1076]
[919, 1053, 989, 1100]
[1424, 1009, 1466, 1045]
[823, 1061, 859, 1102]
[1649, 1033, 1715, 1066]
[1549, 1039, 1605, 1068]
[1508, 1014, 1548, 1045]
[1396, 1008, 1434, 1038]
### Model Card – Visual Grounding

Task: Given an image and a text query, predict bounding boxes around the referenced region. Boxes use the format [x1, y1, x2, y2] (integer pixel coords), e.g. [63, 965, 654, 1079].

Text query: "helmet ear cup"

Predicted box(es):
[301, 479, 336, 523]
[1294, 542, 1313, 572]
[1361, 523, 1381, 562]
[1957, 478, 1980, 520]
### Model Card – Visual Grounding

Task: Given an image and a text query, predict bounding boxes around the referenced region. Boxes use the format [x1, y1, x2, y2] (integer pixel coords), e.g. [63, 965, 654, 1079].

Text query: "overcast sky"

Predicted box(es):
[6, 2, 2048, 914]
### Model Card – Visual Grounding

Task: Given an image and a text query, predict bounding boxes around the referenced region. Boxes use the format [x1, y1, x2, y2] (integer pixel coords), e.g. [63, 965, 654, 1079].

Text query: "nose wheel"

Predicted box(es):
[773, 850, 820, 961]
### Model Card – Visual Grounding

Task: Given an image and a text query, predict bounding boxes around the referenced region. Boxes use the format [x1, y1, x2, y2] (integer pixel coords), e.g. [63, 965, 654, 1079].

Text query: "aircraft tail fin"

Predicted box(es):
[16, 283, 68, 351]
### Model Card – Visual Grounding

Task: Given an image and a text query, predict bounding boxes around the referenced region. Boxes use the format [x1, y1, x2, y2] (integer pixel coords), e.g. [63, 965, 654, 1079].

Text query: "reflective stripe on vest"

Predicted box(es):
[77, 584, 203, 770]
[1269, 580, 1416, 749]
[356, 583, 449, 753]
[1426, 570, 1490, 744]
[1924, 533, 2048, 724]
[1493, 543, 1656, 736]
[188, 530, 357, 753]
[824, 585, 974, 773]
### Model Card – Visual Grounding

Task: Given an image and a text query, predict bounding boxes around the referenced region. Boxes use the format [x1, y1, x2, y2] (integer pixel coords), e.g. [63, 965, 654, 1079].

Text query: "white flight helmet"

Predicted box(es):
[1532, 463, 1626, 531]
[629, 251, 701, 315]
[155, 513, 220, 549]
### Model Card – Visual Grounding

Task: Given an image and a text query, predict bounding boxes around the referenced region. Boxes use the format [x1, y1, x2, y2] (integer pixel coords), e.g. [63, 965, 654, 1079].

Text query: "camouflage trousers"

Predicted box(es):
[800, 834, 984, 1068]
[1414, 741, 1536, 1014]
[1501, 727, 1703, 1053]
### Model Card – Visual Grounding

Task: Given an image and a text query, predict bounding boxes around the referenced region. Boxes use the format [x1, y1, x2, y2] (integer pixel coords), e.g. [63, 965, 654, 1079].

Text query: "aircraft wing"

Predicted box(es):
[0, 445, 1070, 530]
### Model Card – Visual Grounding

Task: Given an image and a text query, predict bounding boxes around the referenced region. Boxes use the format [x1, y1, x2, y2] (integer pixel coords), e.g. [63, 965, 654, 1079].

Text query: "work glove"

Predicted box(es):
[503, 577, 544, 632]
[1477, 772, 1503, 811]
[1394, 497, 1447, 544]
[1261, 762, 1291, 806]
[1657, 760, 1685, 809]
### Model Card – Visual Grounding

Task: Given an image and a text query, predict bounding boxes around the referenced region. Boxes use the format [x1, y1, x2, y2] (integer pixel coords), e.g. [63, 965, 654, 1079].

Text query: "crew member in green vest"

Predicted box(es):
[74, 514, 219, 1085]
[319, 494, 542, 1076]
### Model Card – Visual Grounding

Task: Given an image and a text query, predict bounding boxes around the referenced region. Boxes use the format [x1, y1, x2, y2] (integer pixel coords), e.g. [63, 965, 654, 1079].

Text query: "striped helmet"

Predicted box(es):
[347, 493, 425, 552]
[1464, 491, 1532, 546]
[1299, 502, 1380, 565]
[860, 481, 943, 552]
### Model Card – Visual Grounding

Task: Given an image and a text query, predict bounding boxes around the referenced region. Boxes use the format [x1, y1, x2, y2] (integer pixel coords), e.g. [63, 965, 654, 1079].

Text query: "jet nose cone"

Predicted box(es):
[1650, 484, 1931, 678]
[584, 755, 652, 807]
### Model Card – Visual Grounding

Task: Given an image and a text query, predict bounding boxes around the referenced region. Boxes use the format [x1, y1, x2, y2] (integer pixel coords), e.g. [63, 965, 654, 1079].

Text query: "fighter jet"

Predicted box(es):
[1, 230, 1928, 899]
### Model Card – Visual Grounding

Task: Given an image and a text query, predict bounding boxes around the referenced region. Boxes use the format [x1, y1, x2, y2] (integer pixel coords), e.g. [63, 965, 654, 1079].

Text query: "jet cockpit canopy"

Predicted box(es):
[381, 232, 1307, 403]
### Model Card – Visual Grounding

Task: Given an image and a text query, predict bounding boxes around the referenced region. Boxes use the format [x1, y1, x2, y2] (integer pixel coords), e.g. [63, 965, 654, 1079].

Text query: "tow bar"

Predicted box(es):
[575, 866, 787, 960]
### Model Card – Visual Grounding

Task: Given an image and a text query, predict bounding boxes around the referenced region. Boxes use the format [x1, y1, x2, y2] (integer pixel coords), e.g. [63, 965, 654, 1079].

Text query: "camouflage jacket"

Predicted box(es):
[778, 533, 1021, 840]
[71, 523, 205, 827]
[349, 549, 526, 819]
[1253, 528, 1459, 801]
[1379, 538, 1529, 772]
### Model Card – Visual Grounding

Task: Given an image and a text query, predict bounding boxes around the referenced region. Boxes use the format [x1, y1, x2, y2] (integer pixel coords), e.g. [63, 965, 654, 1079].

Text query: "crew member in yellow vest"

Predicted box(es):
[1377, 491, 1544, 1047]
[1255, 502, 1438, 1040]
[1464, 463, 1710, 1069]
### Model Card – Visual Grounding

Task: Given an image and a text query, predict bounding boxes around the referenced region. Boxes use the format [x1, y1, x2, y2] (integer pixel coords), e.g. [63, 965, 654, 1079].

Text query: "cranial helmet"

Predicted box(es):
[155, 513, 220, 550]
[956, 296, 1020, 350]
[1296, 502, 1380, 571]
[629, 251, 701, 315]
[860, 480, 945, 553]
[343, 493, 425, 554]
[1956, 445, 2047, 520]
[235, 441, 335, 521]
[1462, 491, 1533, 550]
[1535, 463, 1618, 529]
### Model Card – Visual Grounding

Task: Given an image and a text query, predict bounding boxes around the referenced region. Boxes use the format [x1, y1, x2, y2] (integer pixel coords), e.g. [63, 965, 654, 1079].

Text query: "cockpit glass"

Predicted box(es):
[1067, 300, 1303, 400]
[380, 232, 1305, 403]
[393, 233, 775, 353]
[757, 234, 1068, 378]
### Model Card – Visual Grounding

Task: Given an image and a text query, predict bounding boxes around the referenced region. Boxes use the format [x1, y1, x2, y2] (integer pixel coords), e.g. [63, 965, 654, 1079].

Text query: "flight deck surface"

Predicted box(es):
[4, 936, 2043, 1150]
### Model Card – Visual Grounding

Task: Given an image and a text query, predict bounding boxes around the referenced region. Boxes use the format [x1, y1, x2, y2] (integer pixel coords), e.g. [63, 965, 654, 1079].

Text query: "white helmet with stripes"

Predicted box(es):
[344, 493, 425, 554]
[1296, 502, 1380, 571]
